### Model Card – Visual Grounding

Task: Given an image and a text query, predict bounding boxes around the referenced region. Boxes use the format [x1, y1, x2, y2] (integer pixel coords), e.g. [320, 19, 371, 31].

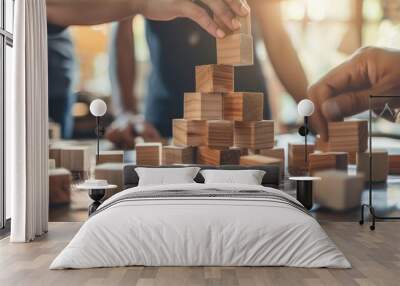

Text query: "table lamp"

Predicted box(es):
[297, 99, 315, 164]
[89, 99, 107, 162]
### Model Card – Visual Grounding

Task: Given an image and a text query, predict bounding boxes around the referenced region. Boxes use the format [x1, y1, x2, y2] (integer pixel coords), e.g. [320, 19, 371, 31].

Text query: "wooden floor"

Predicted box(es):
[1, 222, 399, 286]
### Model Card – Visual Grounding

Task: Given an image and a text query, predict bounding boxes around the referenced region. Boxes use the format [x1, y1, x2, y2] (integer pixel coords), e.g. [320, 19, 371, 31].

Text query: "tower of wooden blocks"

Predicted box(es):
[137, 9, 280, 169]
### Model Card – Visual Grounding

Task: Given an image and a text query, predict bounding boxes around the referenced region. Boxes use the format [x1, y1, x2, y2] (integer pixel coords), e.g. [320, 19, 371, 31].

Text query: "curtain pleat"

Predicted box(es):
[9, 0, 48, 242]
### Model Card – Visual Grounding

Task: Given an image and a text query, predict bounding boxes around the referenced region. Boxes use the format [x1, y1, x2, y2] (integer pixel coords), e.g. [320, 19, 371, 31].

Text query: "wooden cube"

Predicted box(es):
[197, 146, 241, 166]
[240, 155, 282, 176]
[205, 120, 233, 149]
[288, 143, 315, 176]
[136, 142, 162, 166]
[95, 163, 124, 199]
[96, 150, 124, 164]
[163, 146, 196, 165]
[60, 146, 91, 172]
[216, 12, 252, 35]
[49, 168, 71, 206]
[389, 155, 400, 175]
[259, 148, 285, 177]
[217, 33, 254, 66]
[223, 92, 263, 121]
[184, 92, 223, 120]
[357, 150, 389, 182]
[195, 65, 234, 93]
[173, 119, 206, 146]
[314, 170, 364, 211]
[309, 152, 348, 175]
[234, 120, 274, 149]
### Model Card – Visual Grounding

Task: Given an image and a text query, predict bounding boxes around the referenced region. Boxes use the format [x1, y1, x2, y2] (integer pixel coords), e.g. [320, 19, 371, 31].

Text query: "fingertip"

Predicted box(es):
[216, 29, 226, 38]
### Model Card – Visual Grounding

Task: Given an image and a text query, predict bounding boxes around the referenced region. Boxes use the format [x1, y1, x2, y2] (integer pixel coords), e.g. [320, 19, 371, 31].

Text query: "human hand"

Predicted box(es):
[139, 0, 250, 38]
[308, 47, 400, 141]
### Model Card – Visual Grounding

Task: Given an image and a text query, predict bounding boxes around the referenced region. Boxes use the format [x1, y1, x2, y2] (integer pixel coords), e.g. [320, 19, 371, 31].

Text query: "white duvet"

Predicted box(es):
[50, 183, 350, 269]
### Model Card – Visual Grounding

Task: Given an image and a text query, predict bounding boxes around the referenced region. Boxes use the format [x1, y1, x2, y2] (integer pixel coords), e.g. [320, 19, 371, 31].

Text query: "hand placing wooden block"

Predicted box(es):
[96, 150, 124, 164]
[95, 163, 124, 198]
[205, 120, 233, 149]
[49, 168, 71, 206]
[223, 92, 263, 121]
[136, 142, 162, 166]
[163, 146, 196, 165]
[357, 150, 389, 182]
[234, 120, 274, 149]
[197, 146, 241, 166]
[288, 143, 315, 176]
[60, 146, 91, 172]
[314, 170, 364, 211]
[215, 12, 252, 36]
[173, 119, 206, 146]
[259, 148, 285, 177]
[389, 155, 400, 175]
[309, 152, 348, 175]
[195, 65, 234, 93]
[217, 33, 254, 66]
[184, 92, 223, 120]
[49, 122, 61, 140]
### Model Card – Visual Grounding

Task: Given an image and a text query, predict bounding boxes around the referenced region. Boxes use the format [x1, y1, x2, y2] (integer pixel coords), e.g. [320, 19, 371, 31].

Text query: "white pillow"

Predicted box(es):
[135, 167, 201, 186]
[200, 169, 266, 185]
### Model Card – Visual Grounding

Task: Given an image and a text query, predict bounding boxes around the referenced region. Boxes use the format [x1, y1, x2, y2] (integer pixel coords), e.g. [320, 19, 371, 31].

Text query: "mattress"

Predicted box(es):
[50, 183, 350, 269]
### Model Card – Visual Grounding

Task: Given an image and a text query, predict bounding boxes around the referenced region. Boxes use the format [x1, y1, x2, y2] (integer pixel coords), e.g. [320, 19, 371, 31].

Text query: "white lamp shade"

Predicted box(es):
[89, 99, 107, 117]
[298, 99, 315, 117]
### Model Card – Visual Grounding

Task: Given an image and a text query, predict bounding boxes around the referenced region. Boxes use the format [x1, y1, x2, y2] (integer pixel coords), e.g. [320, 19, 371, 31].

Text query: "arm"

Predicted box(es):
[46, 0, 250, 39]
[250, 0, 308, 103]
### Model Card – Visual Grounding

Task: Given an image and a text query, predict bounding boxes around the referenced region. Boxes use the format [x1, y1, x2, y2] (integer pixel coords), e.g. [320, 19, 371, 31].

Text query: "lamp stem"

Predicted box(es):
[304, 116, 308, 163]
[96, 116, 100, 162]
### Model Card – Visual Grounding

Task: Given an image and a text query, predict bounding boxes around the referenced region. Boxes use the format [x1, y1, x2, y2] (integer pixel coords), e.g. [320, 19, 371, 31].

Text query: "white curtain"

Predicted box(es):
[8, 0, 49, 242]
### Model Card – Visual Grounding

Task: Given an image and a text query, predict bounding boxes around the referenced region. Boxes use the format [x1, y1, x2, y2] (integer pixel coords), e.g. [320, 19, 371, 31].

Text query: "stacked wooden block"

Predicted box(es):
[288, 144, 315, 176]
[357, 150, 389, 182]
[389, 155, 400, 175]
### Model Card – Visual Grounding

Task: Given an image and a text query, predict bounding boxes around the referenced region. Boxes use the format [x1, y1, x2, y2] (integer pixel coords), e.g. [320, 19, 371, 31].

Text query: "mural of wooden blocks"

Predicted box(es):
[96, 150, 124, 164]
[184, 92, 223, 120]
[259, 148, 285, 177]
[60, 146, 91, 172]
[173, 119, 206, 146]
[288, 143, 315, 175]
[95, 163, 124, 199]
[223, 92, 263, 121]
[240, 155, 282, 176]
[136, 142, 162, 166]
[205, 120, 233, 148]
[357, 150, 389, 182]
[216, 12, 252, 35]
[314, 170, 365, 211]
[49, 147, 62, 168]
[163, 146, 196, 165]
[195, 65, 234, 93]
[217, 33, 254, 66]
[308, 152, 348, 175]
[49, 122, 61, 140]
[49, 168, 72, 206]
[389, 155, 400, 175]
[197, 146, 241, 166]
[234, 120, 274, 149]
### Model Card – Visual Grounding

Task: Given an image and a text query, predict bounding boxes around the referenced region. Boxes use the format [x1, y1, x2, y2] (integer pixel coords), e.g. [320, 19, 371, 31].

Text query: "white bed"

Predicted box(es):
[50, 183, 350, 269]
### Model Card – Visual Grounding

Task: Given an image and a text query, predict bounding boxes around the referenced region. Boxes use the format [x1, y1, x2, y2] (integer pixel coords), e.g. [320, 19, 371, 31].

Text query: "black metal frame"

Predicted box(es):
[359, 95, 400, 230]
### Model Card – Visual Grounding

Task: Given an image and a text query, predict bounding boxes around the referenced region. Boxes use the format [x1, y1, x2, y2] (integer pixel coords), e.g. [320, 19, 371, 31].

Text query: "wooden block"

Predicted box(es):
[49, 147, 62, 168]
[205, 120, 233, 149]
[259, 148, 285, 177]
[49, 168, 71, 206]
[234, 120, 274, 149]
[348, 151, 357, 164]
[95, 163, 124, 199]
[96, 150, 124, 164]
[288, 143, 315, 176]
[136, 142, 162, 166]
[184, 92, 223, 120]
[223, 92, 263, 121]
[314, 170, 364, 211]
[357, 150, 389, 182]
[195, 65, 234, 93]
[217, 33, 254, 66]
[240, 155, 282, 176]
[216, 12, 252, 35]
[197, 146, 241, 166]
[49, 122, 61, 140]
[389, 155, 400, 175]
[173, 119, 206, 146]
[163, 146, 196, 165]
[60, 146, 91, 172]
[309, 152, 348, 175]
